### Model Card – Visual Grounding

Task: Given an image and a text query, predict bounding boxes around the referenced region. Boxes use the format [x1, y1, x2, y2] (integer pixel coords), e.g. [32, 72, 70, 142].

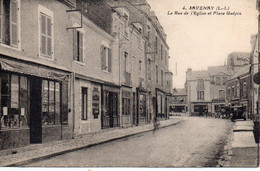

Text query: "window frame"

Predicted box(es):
[74, 29, 84, 63]
[38, 5, 54, 60]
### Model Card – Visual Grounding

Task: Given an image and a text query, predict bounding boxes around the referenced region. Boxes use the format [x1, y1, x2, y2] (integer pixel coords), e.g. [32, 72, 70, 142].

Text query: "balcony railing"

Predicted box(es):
[124, 72, 131, 86]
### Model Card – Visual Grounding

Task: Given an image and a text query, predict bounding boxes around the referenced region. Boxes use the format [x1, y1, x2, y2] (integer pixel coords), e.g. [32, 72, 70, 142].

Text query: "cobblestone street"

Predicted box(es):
[23, 117, 233, 167]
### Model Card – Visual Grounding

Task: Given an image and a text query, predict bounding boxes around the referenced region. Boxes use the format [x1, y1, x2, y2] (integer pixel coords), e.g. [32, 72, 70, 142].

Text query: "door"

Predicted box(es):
[108, 92, 118, 128]
[30, 78, 42, 143]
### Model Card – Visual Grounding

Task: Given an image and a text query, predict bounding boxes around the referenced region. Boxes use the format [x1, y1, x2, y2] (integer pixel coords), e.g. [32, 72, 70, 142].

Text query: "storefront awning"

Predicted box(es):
[0, 58, 68, 81]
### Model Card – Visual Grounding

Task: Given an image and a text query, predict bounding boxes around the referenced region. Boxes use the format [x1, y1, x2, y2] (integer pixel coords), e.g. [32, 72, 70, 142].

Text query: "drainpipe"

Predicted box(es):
[72, 72, 76, 139]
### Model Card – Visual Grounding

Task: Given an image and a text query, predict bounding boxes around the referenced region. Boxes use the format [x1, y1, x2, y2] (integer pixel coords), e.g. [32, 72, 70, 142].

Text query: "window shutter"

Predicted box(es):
[79, 32, 83, 62]
[100, 45, 105, 70]
[108, 48, 112, 72]
[73, 30, 77, 60]
[10, 0, 18, 47]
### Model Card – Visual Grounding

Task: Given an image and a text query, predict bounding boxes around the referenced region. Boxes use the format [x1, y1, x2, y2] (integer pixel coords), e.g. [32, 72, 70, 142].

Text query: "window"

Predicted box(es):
[165, 50, 167, 65]
[215, 77, 221, 85]
[101, 45, 112, 72]
[124, 51, 128, 72]
[156, 65, 158, 83]
[0, 0, 19, 47]
[139, 94, 146, 117]
[197, 91, 204, 100]
[161, 44, 163, 60]
[42, 80, 61, 125]
[1, 73, 29, 130]
[231, 86, 235, 97]
[123, 14, 129, 38]
[139, 60, 142, 71]
[122, 91, 130, 116]
[197, 79, 204, 90]
[74, 30, 83, 62]
[161, 70, 164, 86]
[227, 87, 231, 98]
[39, 6, 53, 59]
[155, 36, 158, 54]
[223, 77, 228, 85]
[219, 90, 225, 99]
[147, 26, 150, 46]
[148, 59, 151, 80]
[82, 88, 88, 120]
[243, 82, 247, 98]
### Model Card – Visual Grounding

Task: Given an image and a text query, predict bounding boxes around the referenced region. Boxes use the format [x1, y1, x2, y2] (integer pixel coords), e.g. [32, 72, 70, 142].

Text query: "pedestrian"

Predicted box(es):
[153, 117, 159, 134]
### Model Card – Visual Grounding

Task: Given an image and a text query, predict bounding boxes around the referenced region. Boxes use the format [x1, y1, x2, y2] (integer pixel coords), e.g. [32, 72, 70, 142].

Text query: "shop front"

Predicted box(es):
[156, 89, 166, 120]
[101, 85, 119, 129]
[0, 58, 71, 150]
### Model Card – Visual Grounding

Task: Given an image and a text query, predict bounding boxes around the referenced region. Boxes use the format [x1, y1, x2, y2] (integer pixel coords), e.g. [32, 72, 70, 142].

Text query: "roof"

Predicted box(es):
[190, 70, 209, 80]
[230, 65, 250, 80]
[207, 65, 232, 76]
[172, 88, 186, 96]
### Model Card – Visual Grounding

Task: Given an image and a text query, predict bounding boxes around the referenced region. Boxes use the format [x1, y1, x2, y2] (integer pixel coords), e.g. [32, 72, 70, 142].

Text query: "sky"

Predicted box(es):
[147, 0, 258, 88]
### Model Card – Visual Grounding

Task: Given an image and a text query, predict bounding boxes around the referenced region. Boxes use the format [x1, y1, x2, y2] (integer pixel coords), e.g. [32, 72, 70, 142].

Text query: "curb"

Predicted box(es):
[3, 120, 183, 167]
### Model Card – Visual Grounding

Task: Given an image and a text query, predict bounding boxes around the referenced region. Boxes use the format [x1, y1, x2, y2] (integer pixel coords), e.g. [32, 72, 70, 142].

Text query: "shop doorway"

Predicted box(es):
[102, 91, 119, 128]
[30, 78, 42, 144]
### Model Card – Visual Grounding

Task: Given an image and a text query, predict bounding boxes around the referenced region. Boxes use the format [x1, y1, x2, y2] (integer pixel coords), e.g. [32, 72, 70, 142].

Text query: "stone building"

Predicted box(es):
[170, 88, 187, 114]
[0, 0, 75, 150]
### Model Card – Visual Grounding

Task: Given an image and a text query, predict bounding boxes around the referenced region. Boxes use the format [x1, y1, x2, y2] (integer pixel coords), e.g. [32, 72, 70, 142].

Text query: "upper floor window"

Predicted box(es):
[165, 50, 167, 65]
[161, 44, 163, 60]
[139, 60, 142, 71]
[197, 79, 204, 90]
[223, 77, 228, 85]
[215, 77, 221, 85]
[0, 0, 20, 48]
[155, 36, 158, 54]
[101, 45, 111, 72]
[197, 91, 204, 100]
[39, 5, 53, 59]
[156, 65, 158, 83]
[161, 69, 164, 86]
[219, 90, 225, 99]
[124, 51, 128, 72]
[73, 30, 83, 62]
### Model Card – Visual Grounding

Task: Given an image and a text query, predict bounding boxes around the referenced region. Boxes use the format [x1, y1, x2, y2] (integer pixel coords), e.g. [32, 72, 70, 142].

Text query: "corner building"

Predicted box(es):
[0, 0, 75, 150]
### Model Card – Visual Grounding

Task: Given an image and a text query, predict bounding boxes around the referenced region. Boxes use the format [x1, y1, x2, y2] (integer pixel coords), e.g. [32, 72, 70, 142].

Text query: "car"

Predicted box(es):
[230, 105, 246, 122]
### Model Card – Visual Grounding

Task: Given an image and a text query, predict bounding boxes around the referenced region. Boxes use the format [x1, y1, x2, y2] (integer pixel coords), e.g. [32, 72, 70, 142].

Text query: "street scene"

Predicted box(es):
[0, 0, 259, 169]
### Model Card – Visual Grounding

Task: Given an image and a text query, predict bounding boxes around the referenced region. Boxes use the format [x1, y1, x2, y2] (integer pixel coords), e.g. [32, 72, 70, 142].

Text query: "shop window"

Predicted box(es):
[139, 94, 146, 117]
[42, 80, 61, 125]
[39, 5, 53, 59]
[73, 30, 83, 62]
[0, 0, 19, 47]
[101, 45, 111, 72]
[0, 73, 29, 130]
[82, 88, 88, 120]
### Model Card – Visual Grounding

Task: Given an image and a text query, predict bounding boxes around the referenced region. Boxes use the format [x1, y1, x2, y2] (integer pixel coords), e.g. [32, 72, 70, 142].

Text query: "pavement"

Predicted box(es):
[224, 120, 259, 167]
[0, 118, 183, 167]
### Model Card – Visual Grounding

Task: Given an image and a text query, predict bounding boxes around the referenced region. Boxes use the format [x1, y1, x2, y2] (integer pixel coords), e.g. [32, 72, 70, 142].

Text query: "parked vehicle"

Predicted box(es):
[230, 105, 246, 122]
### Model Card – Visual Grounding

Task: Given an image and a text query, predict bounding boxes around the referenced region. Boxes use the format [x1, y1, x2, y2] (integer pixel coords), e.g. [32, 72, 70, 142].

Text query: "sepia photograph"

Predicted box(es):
[0, 0, 259, 169]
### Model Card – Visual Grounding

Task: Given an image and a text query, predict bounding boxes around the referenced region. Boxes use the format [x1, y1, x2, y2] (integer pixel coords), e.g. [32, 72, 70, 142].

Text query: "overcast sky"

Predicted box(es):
[147, 0, 258, 88]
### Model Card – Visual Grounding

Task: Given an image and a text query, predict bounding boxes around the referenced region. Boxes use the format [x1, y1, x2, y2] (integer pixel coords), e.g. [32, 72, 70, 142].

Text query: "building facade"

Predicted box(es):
[169, 88, 187, 114]
[0, 0, 75, 150]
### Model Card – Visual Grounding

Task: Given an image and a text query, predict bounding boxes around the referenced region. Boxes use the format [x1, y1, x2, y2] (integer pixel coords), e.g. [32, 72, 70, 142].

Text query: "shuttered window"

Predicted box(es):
[73, 30, 83, 62]
[40, 13, 52, 58]
[0, 0, 19, 47]
[10, 0, 18, 47]
[101, 45, 112, 72]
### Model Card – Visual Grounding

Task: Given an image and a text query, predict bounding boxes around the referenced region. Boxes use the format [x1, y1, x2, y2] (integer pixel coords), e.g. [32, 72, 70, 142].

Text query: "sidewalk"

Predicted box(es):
[0, 118, 183, 167]
[224, 120, 259, 167]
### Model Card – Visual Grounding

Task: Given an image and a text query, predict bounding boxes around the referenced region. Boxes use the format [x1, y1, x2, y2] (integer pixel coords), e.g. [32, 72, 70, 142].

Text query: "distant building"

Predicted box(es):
[186, 52, 250, 116]
[169, 88, 187, 114]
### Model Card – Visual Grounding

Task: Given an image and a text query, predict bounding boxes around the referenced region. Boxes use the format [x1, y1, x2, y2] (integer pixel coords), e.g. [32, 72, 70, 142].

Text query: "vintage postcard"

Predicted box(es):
[0, 0, 259, 169]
